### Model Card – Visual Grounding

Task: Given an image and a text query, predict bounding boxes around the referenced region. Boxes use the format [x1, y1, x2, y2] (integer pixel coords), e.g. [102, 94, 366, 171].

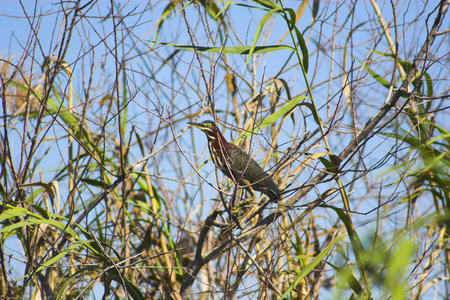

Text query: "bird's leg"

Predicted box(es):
[241, 198, 273, 224]
[229, 185, 243, 229]
[232, 186, 254, 218]
[216, 185, 243, 244]
[216, 189, 241, 229]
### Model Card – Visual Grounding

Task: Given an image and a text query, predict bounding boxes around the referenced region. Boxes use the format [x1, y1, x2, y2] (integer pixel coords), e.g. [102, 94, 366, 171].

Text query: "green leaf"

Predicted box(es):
[124, 278, 145, 300]
[153, 1, 177, 39]
[0, 206, 28, 222]
[329, 206, 369, 290]
[280, 235, 344, 299]
[317, 154, 342, 174]
[246, 8, 280, 64]
[216, 0, 234, 18]
[33, 242, 83, 274]
[9, 80, 97, 155]
[252, 0, 280, 10]
[238, 96, 307, 141]
[199, 0, 221, 20]
[312, 0, 320, 20]
[385, 238, 416, 300]
[158, 42, 294, 54]
[357, 58, 390, 89]
[418, 150, 449, 174]
[282, 7, 309, 72]
[80, 178, 105, 188]
[0, 217, 78, 238]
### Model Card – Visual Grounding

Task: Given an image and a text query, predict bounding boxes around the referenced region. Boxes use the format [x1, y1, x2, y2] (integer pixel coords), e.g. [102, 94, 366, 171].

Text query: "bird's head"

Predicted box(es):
[188, 120, 220, 140]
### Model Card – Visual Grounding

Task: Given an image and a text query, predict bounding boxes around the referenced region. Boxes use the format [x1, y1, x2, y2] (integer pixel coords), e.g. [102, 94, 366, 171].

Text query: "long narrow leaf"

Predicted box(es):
[280, 235, 344, 299]
[238, 96, 306, 141]
[158, 42, 293, 54]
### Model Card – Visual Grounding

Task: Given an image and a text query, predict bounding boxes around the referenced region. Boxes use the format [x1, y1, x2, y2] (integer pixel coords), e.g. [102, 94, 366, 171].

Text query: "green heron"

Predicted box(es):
[188, 120, 281, 202]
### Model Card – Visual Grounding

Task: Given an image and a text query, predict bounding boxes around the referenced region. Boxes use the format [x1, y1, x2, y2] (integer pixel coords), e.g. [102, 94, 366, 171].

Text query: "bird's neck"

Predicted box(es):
[215, 129, 228, 145]
[208, 129, 229, 152]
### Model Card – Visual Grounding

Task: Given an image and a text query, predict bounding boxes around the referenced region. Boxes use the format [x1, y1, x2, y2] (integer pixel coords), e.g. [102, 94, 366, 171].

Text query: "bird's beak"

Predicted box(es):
[188, 122, 204, 129]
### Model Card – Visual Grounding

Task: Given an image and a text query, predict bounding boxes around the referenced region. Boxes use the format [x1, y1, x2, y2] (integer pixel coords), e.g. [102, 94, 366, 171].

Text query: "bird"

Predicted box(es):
[188, 120, 281, 202]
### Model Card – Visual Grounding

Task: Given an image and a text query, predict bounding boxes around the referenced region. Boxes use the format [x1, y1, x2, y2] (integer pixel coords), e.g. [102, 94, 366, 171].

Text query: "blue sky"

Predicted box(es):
[1, 1, 448, 298]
